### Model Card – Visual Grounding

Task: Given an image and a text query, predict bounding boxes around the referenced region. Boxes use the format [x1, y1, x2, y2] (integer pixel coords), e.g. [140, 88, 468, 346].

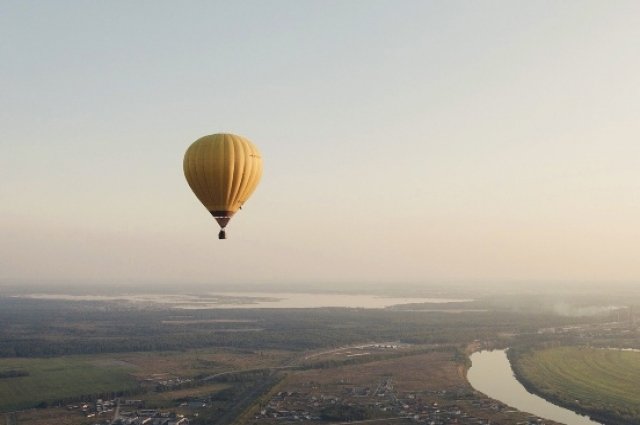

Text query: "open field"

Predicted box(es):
[288, 351, 466, 392]
[0, 348, 291, 413]
[0, 356, 138, 411]
[511, 346, 640, 423]
[143, 383, 230, 408]
[7, 407, 96, 425]
[103, 348, 293, 380]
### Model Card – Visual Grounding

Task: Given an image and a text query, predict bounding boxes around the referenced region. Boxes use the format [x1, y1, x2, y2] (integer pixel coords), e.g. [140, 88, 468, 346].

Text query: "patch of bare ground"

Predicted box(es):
[98, 348, 293, 379]
[12, 408, 96, 425]
[292, 352, 465, 392]
[146, 383, 229, 402]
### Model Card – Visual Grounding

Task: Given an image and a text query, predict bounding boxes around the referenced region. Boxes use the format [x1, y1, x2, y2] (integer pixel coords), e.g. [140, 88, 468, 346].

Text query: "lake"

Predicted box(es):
[19, 291, 472, 309]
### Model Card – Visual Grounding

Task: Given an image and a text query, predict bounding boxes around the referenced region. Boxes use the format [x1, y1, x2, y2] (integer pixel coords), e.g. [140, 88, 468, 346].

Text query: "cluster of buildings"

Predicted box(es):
[65, 398, 191, 425]
[66, 399, 117, 418]
[143, 375, 194, 392]
[252, 380, 547, 424]
[110, 409, 189, 425]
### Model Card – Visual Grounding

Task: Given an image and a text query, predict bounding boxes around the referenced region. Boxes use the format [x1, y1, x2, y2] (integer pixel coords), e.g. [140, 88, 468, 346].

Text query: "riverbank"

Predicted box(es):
[508, 347, 640, 425]
[467, 349, 597, 425]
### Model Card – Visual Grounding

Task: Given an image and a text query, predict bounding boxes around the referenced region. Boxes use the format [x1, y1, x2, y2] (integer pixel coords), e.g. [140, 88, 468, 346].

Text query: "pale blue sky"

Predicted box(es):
[1, 1, 639, 285]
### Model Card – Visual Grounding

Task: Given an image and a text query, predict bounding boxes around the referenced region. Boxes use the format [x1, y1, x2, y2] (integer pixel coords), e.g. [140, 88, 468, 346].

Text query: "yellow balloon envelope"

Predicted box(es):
[183, 133, 262, 239]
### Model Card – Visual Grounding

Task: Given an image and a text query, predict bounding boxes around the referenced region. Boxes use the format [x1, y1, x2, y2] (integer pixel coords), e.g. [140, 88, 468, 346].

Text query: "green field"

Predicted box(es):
[0, 356, 138, 411]
[513, 346, 640, 423]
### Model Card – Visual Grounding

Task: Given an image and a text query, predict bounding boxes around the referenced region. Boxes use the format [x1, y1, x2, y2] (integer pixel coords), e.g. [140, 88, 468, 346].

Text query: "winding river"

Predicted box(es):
[467, 350, 601, 425]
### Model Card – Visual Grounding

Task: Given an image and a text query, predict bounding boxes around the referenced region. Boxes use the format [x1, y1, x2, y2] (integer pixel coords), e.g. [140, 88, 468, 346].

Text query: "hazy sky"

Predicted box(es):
[1, 1, 639, 286]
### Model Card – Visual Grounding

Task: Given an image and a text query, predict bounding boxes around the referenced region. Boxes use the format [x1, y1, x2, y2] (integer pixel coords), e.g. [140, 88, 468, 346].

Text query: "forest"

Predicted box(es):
[0, 295, 593, 358]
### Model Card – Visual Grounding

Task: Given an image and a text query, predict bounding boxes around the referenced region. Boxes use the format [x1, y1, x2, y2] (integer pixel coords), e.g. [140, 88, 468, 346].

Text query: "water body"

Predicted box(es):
[467, 350, 601, 425]
[20, 292, 471, 309]
[195, 292, 471, 309]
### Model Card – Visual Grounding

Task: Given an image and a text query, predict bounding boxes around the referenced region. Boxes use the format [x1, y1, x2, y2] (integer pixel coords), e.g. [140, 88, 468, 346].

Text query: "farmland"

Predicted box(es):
[0, 347, 291, 413]
[0, 356, 138, 411]
[510, 346, 640, 424]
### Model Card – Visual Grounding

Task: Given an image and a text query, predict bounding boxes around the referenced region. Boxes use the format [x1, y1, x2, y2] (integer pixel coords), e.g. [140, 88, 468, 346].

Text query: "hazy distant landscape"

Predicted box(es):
[2, 283, 640, 424]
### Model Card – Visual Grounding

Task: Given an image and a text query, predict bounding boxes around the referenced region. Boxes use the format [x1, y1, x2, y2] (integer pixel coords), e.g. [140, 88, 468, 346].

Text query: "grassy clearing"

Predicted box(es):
[143, 383, 230, 409]
[0, 348, 292, 413]
[0, 356, 137, 412]
[513, 346, 640, 422]
[289, 351, 467, 392]
[108, 348, 293, 379]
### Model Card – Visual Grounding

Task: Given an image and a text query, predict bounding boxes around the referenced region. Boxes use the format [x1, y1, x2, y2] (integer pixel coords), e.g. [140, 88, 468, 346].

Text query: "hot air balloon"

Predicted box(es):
[183, 133, 263, 239]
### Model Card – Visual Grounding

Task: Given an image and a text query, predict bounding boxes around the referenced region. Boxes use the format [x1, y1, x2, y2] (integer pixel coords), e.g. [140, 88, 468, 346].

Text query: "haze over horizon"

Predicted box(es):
[2, 1, 640, 287]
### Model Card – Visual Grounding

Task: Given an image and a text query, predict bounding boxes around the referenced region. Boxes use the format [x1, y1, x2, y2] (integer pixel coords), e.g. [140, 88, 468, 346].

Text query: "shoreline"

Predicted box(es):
[507, 347, 631, 425]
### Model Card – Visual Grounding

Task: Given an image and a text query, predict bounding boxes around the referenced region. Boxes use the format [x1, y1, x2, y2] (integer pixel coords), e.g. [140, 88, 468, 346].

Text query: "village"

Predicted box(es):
[73, 345, 557, 425]
[249, 377, 548, 425]
[64, 368, 551, 425]
[63, 398, 191, 425]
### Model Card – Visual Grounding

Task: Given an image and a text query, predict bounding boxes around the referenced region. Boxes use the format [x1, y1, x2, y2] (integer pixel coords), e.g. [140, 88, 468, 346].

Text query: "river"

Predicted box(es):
[467, 350, 601, 425]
